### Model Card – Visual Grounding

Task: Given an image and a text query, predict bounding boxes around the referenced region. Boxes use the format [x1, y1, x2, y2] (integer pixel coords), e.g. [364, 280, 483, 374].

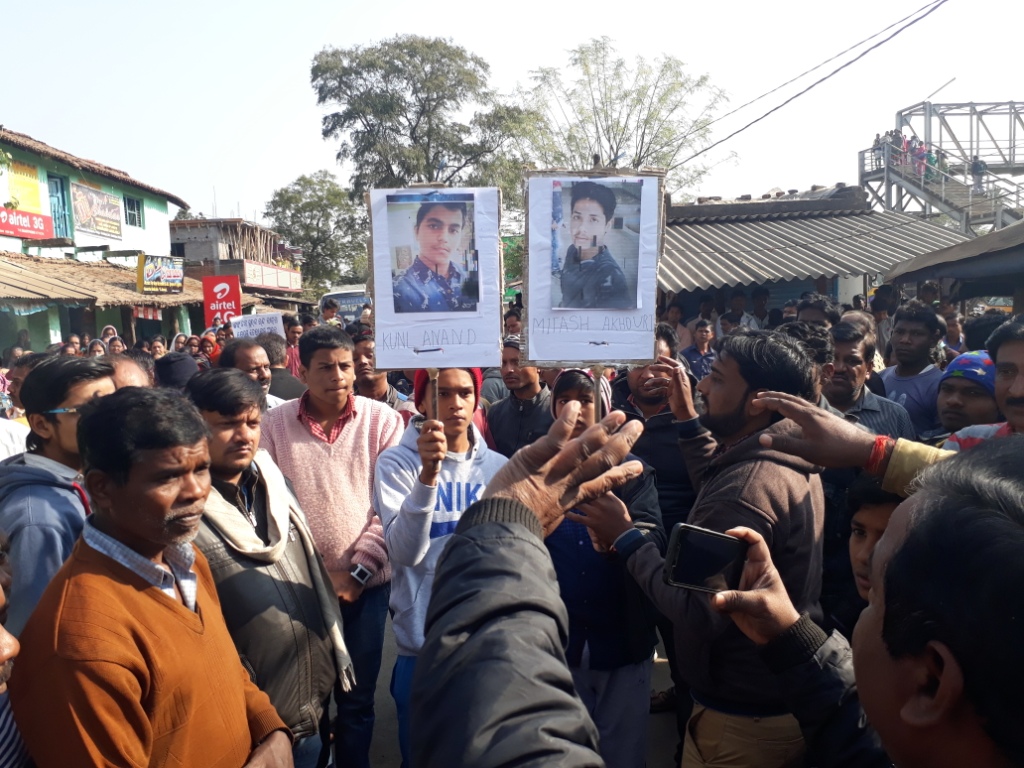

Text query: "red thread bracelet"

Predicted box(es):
[865, 435, 894, 475]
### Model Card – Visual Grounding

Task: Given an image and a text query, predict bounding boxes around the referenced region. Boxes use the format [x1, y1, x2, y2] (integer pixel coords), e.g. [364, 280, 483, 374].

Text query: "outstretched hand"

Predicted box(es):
[710, 527, 801, 645]
[483, 402, 644, 537]
[753, 391, 875, 469]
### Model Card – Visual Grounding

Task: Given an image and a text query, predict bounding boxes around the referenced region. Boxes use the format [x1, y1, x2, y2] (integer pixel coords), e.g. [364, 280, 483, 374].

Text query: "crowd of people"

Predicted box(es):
[0, 279, 1020, 768]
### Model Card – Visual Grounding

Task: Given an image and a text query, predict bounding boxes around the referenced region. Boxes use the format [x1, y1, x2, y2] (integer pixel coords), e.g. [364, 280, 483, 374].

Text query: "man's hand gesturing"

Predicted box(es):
[483, 401, 644, 536]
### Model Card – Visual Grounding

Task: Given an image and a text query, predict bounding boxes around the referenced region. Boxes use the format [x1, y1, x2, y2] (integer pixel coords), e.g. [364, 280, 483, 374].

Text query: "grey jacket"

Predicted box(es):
[413, 498, 605, 767]
[194, 454, 352, 739]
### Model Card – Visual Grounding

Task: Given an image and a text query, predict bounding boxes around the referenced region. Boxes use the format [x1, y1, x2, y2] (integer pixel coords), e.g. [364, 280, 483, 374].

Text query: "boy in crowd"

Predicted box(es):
[933, 351, 1000, 446]
[261, 325, 403, 768]
[374, 368, 505, 766]
[548, 369, 665, 768]
[879, 300, 945, 439]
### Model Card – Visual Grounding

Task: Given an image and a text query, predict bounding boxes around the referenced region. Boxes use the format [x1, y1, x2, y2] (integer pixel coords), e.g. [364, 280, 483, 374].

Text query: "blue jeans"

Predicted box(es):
[333, 583, 391, 768]
[293, 733, 331, 768]
[389, 655, 417, 767]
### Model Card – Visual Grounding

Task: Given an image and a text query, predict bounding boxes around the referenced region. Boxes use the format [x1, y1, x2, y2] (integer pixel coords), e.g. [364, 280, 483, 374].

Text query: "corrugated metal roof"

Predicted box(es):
[660, 209, 970, 293]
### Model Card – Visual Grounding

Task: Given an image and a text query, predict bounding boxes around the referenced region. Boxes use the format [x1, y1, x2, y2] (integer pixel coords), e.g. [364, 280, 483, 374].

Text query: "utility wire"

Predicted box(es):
[700, 0, 946, 133]
[675, 0, 951, 168]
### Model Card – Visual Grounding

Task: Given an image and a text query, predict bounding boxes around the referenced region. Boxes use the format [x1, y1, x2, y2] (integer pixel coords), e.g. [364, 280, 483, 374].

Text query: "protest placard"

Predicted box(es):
[524, 172, 665, 366]
[370, 187, 502, 369]
[231, 312, 285, 339]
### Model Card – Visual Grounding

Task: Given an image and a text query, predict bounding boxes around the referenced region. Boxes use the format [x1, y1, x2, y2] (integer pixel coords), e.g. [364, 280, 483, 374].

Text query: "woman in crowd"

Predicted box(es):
[99, 325, 118, 343]
[185, 335, 201, 355]
[171, 333, 188, 353]
[86, 339, 107, 358]
[149, 335, 167, 359]
[107, 336, 127, 355]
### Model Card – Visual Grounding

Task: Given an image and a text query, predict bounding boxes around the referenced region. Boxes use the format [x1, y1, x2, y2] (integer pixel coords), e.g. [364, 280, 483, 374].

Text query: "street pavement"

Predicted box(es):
[368, 616, 678, 767]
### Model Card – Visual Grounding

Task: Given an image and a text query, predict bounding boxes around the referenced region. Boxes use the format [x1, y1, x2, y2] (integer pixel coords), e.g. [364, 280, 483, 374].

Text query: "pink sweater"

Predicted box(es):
[260, 395, 403, 588]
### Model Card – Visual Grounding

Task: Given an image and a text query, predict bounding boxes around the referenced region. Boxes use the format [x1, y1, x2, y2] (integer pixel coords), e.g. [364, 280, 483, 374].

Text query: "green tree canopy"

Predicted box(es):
[311, 35, 538, 204]
[520, 38, 729, 195]
[263, 171, 368, 293]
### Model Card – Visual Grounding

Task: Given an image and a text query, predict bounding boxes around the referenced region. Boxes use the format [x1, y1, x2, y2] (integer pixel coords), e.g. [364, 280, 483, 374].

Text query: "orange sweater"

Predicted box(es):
[10, 539, 287, 767]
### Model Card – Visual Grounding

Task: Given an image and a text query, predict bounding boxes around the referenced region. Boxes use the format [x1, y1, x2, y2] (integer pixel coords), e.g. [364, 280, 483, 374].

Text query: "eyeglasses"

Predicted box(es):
[42, 407, 81, 415]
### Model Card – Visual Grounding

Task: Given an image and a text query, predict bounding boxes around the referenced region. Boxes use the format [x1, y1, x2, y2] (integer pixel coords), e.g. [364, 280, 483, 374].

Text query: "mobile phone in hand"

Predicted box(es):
[663, 523, 748, 593]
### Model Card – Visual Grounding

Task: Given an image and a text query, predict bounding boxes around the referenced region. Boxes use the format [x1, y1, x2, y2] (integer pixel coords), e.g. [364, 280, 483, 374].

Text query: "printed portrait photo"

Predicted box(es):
[387, 193, 478, 314]
[549, 179, 642, 310]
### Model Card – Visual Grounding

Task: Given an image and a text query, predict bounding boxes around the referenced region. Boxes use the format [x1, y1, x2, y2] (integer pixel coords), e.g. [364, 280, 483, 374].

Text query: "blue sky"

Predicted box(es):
[5, 0, 1012, 220]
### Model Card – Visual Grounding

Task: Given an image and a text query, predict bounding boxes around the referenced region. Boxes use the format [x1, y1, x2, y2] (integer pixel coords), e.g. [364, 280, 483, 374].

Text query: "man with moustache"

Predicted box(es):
[575, 330, 825, 768]
[188, 369, 352, 767]
[393, 201, 475, 313]
[825, 322, 915, 439]
[220, 338, 286, 409]
[9, 388, 292, 767]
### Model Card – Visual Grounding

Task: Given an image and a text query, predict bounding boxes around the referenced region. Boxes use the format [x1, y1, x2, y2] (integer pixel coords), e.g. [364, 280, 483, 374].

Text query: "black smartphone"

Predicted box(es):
[663, 523, 748, 593]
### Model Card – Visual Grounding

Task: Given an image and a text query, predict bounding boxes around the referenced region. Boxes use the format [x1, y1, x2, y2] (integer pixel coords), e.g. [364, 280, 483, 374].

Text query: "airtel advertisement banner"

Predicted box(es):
[203, 275, 242, 329]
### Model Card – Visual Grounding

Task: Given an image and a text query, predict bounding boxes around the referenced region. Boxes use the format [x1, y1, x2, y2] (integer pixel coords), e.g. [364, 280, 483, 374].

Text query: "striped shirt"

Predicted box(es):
[841, 389, 917, 440]
[942, 422, 1013, 452]
[0, 694, 29, 768]
[82, 519, 198, 611]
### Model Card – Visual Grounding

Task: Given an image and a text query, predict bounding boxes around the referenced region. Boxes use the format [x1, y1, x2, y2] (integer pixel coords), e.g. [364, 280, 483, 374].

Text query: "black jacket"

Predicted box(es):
[761, 615, 889, 767]
[547, 460, 666, 668]
[486, 386, 554, 458]
[413, 498, 605, 767]
[610, 376, 696, 530]
[269, 367, 307, 401]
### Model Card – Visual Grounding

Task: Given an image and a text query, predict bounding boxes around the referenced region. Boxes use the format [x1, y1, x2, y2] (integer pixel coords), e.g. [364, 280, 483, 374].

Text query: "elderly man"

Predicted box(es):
[9, 388, 292, 767]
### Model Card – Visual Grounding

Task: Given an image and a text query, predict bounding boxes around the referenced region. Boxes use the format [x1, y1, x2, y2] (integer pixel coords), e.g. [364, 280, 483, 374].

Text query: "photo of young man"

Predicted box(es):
[554, 180, 640, 310]
[391, 196, 478, 314]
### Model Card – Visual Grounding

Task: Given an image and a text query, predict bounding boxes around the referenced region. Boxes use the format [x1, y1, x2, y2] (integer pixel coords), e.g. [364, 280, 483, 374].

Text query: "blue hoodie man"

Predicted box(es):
[0, 357, 115, 636]
[374, 367, 505, 766]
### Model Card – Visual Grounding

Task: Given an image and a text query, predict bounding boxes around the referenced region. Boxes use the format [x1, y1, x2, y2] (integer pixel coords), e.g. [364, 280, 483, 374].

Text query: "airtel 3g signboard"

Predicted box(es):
[202, 275, 242, 329]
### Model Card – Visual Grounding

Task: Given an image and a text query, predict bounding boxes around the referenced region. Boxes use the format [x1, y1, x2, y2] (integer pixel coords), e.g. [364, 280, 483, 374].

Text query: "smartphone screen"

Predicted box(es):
[663, 523, 748, 593]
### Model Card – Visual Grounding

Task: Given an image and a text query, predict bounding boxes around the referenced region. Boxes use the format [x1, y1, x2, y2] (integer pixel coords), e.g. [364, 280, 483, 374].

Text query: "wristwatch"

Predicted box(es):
[350, 563, 373, 586]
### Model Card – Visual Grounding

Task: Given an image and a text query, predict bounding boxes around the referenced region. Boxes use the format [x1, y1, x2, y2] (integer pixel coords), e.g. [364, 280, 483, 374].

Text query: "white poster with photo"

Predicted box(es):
[525, 174, 663, 365]
[370, 187, 502, 369]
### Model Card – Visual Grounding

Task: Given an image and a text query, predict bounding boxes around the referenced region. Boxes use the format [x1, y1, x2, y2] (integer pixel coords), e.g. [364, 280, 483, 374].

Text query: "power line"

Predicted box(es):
[701, 0, 946, 133]
[676, 0, 951, 168]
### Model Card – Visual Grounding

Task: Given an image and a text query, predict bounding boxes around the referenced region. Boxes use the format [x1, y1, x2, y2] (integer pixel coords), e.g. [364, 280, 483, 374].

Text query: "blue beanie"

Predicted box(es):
[940, 351, 996, 396]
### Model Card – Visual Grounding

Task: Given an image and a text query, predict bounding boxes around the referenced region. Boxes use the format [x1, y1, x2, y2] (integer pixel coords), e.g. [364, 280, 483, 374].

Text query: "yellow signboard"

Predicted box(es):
[7, 161, 41, 213]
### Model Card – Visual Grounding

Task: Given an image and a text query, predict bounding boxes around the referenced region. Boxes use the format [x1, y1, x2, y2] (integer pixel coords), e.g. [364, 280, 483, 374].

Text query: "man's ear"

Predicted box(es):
[899, 640, 964, 728]
[822, 362, 836, 381]
[747, 389, 768, 418]
[84, 469, 117, 515]
[26, 414, 54, 445]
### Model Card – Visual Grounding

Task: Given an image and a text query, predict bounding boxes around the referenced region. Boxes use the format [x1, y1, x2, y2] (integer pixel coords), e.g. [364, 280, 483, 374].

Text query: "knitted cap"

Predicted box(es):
[940, 350, 996, 396]
[155, 352, 199, 391]
[413, 368, 483, 410]
[502, 334, 521, 350]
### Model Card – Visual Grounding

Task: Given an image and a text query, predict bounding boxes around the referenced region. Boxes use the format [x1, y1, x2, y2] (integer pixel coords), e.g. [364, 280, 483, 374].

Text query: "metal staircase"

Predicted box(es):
[859, 101, 1024, 235]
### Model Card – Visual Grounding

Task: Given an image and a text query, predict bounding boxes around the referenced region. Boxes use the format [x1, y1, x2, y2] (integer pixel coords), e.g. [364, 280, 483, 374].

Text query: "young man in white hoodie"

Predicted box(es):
[374, 367, 506, 766]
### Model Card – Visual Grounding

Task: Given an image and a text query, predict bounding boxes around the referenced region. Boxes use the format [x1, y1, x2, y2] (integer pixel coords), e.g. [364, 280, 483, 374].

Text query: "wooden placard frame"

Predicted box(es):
[521, 168, 667, 369]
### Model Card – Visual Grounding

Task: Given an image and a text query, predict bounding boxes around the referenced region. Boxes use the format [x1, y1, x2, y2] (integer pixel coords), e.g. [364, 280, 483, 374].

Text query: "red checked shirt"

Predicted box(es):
[297, 390, 355, 444]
